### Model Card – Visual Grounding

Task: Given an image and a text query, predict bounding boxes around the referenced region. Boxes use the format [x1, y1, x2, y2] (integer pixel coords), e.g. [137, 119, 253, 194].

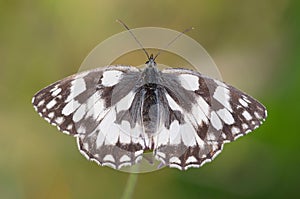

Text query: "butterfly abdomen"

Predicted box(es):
[141, 83, 161, 135]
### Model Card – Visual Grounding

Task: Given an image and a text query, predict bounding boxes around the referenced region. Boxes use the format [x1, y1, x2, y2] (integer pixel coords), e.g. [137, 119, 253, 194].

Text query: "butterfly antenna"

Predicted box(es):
[116, 19, 150, 60]
[153, 26, 194, 61]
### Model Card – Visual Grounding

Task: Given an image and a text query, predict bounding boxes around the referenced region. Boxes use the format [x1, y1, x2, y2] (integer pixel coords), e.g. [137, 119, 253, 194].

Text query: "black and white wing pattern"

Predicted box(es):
[153, 68, 267, 170]
[32, 63, 267, 171]
[32, 66, 148, 169]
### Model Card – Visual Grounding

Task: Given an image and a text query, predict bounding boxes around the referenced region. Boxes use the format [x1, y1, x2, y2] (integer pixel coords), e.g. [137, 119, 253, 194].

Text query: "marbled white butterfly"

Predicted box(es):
[32, 23, 267, 171]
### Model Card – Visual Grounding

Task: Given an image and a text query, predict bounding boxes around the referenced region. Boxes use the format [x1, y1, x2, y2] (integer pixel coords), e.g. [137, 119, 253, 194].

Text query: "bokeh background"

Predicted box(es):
[1, 0, 299, 198]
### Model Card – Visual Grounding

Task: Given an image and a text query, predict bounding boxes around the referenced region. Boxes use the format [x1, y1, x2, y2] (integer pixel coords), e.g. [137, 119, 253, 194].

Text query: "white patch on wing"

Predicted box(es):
[94, 110, 117, 147]
[156, 126, 170, 147]
[101, 114, 119, 145]
[196, 96, 210, 116]
[101, 70, 123, 87]
[48, 112, 54, 118]
[104, 127, 119, 145]
[55, 117, 64, 125]
[73, 104, 86, 122]
[31, 96, 35, 104]
[242, 110, 252, 121]
[207, 132, 216, 140]
[51, 88, 62, 97]
[66, 78, 86, 102]
[85, 92, 107, 121]
[222, 133, 227, 139]
[243, 96, 251, 103]
[170, 157, 181, 164]
[118, 121, 131, 144]
[93, 100, 106, 120]
[178, 74, 199, 91]
[92, 108, 144, 149]
[46, 99, 57, 109]
[214, 79, 228, 88]
[67, 124, 73, 130]
[96, 130, 105, 148]
[254, 111, 261, 119]
[231, 126, 240, 135]
[181, 122, 196, 146]
[102, 162, 116, 169]
[195, 133, 205, 149]
[130, 124, 144, 147]
[239, 98, 248, 107]
[169, 120, 181, 145]
[186, 156, 197, 164]
[210, 111, 222, 130]
[165, 93, 181, 111]
[242, 123, 248, 130]
[77, 126, 86, 134]
[155, 117, 205, 151]
[116, 91, 135, 112]
[169, 164, 182, 170]
[120, 155, 131, 162]
[62, 99, 81, 116]
[37, 99, 45, 107]
[213, 86, 232, 112]
[190, 105, 208, 126]
[217, 108, 234, 125]
[86, 92, 101, 110]
[49, 85, 58, 93]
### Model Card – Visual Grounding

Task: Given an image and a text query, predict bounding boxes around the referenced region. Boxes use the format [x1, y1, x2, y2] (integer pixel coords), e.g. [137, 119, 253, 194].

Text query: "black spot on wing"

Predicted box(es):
[194, 76, 214, 106]
[196, 122, 209, 140]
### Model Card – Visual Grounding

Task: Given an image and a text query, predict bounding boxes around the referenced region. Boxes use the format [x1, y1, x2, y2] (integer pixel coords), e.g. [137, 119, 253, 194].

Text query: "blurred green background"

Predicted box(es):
[1, 0, 299, 198]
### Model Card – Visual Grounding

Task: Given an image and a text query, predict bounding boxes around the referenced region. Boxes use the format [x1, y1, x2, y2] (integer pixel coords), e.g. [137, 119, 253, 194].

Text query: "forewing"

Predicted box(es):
[32, 66, 146, 169]
[154, 68, 267, 170]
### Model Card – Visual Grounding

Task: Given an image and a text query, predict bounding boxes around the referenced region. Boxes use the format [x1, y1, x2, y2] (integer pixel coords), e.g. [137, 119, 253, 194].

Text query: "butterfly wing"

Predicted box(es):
[154, 68, 267, 170]
[33, 65, 267, 171]
[32, 66, 147, 169]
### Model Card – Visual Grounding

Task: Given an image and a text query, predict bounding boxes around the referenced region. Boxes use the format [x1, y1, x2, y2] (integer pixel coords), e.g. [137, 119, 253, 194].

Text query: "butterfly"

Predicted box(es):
[32, 22, 267, 171]
[32, 55, 267, 170]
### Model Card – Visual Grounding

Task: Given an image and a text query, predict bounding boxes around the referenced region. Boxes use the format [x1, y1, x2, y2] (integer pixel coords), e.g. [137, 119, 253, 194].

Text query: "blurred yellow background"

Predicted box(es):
[1, 0, 299, 198]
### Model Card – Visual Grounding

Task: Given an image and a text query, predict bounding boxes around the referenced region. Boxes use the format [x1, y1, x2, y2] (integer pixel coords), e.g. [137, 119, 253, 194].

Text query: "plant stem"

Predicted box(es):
[121, 173, 138, 199]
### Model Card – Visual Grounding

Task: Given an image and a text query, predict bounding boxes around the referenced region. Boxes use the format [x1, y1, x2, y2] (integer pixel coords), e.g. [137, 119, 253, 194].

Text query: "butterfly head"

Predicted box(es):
[145, 54, 157, 68]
